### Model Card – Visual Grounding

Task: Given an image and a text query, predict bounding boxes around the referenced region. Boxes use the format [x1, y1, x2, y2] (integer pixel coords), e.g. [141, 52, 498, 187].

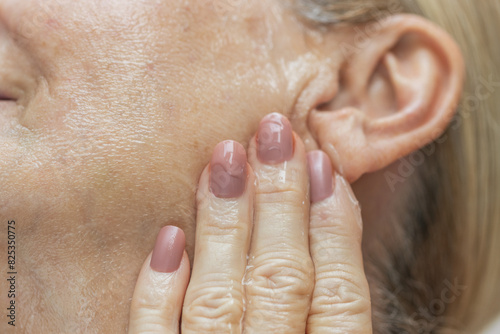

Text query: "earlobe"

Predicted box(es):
[308, 14, 465, 182]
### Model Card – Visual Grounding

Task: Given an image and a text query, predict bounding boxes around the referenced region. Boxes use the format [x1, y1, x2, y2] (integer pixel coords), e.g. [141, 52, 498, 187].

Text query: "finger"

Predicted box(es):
[129, 226, 190, 334]
[244, 113, 314, 333]
[306, 150, 372, 334]
[182, 140, 255, 333]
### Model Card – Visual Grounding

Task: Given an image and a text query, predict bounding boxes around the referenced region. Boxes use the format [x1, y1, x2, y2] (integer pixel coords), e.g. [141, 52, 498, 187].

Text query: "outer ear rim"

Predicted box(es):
[342, 14, 465, 91]
[365, 14, 465, 155]
[305, 14, 465, 183]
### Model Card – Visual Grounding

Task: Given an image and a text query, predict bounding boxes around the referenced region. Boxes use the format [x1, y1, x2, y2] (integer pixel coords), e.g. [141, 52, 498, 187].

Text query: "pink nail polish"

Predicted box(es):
[150, 226, 185, 273]
[307, 151, 334, 203]
[210, 140, 248, 198]
[257, 113, 294, 164]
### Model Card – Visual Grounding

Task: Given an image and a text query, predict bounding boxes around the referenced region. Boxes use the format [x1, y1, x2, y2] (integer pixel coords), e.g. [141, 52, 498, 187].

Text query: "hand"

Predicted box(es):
[128, 113, 372, 333]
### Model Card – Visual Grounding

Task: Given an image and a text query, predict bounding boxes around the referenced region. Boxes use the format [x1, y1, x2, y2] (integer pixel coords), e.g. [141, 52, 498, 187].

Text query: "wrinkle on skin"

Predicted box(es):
[0, 0, 344, 332]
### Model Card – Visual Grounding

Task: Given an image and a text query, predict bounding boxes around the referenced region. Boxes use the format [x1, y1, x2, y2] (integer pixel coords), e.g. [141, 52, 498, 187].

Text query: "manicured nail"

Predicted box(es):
[257, 113, 294, 164]
[150, 226, 185, 273]
[307, 150, 334, 203]
[210, 140, 248, 198]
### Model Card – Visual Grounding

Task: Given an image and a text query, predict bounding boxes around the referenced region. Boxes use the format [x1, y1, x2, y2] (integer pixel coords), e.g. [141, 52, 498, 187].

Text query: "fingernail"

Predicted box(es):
[210, 140, 248, 198]
[307, 150, 334, 203]
[257, 113, 294, 164]
[150, 226, 185, 273]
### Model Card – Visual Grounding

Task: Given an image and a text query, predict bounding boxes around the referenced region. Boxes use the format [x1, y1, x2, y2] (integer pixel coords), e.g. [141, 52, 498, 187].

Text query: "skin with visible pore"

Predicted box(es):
[0, 0, 464, 332]
[128, 118, 372, 332]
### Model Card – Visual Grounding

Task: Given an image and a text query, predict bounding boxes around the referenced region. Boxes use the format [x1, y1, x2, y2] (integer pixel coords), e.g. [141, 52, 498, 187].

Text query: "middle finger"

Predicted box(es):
[243, 113, 314, 333]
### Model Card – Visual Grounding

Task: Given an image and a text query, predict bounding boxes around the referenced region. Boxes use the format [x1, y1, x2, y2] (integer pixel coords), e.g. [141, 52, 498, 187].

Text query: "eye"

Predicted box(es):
[0, 90, 16, 103]
[0, 80, 20, 103]
[0, 93, 14, 101]
[0, 94, 18, 130]
[0, 89, 18, 119]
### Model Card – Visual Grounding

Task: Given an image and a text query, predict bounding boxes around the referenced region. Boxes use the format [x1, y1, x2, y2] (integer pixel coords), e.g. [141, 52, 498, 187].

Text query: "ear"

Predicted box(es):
[306, 14, 465, 183]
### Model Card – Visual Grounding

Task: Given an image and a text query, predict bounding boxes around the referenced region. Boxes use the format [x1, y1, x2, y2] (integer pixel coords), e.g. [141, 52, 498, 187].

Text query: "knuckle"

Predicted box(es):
[310, 210, 362, 245]
[255, 189, 309, 219]
[131, 296, 174, 317]
[248, 255, 314, 300]
[204, 216, 248, 238]
[256, 188, 305, 209]
[129, 301, 173, 332]
[183, 280, 244, 331]
[311, 269, 371, 319]
[129, 313, 169, 333]
[255, 164, 306, 195]
[198, 201, 250, 237]
[311, 224, 362, 252]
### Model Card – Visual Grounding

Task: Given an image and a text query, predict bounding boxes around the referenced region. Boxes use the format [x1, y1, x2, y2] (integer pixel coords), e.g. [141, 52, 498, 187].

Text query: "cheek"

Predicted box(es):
[0, 105, 171, 209]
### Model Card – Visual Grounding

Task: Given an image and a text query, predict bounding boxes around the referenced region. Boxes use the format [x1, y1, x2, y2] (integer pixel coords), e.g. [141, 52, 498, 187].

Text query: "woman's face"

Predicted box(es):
[2, 0, 332, 248]
[1, 0, 344, 330]
[1, 0, 467, 332]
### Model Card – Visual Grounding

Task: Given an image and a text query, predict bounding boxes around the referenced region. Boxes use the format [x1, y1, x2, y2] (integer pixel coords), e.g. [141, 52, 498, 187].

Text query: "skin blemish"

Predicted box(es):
[47, 18, 60, 29]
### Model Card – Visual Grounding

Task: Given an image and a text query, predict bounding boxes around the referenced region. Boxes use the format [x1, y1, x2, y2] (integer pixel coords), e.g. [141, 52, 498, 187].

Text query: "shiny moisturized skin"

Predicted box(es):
[0, 1, 347, 332]
[0, 0, 465, 332]
[128, 116, 372, 333]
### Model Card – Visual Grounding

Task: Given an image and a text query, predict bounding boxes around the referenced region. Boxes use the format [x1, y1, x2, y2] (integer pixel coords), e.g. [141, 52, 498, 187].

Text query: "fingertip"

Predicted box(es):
[209, 140, 248, 198]
[150, 225, 186, 273]
[248, 114, 306, 168]
[256, 112, 294, 164]
[307, 150, 334, 204]
[128, 230, 190, 334]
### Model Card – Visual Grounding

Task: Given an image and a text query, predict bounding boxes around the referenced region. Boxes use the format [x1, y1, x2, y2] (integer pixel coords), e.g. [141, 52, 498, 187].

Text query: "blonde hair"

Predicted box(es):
[297, 1, 500, 333]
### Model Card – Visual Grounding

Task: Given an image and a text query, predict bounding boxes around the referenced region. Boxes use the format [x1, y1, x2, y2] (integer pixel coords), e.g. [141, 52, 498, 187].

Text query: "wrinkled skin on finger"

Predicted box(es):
[1, 0, 442, 331]
[128, 131, 372, 333]
[0, 1, 350, 332]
